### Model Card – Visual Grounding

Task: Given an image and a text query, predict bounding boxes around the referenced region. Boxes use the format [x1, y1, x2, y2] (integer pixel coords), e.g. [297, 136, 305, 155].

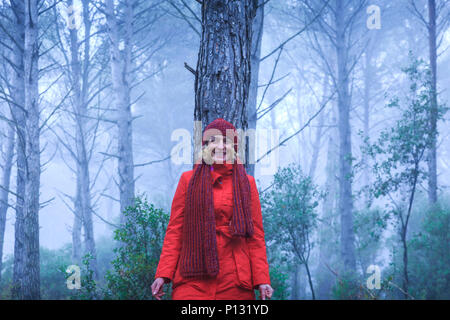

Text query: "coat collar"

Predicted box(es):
[210, 162, 233, 184]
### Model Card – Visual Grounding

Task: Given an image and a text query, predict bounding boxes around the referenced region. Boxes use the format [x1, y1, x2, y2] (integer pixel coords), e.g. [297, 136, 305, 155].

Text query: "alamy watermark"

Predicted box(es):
[65, 4, 82, 30]
[366, 5, 381, 30]
[171, 121, 280, 176]
[366, 264, 381, 290]
[66, 264, 81, 290]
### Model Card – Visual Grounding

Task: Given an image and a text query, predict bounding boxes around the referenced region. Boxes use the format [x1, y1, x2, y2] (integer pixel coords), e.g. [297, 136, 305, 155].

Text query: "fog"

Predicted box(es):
[0, 0, 449, 300]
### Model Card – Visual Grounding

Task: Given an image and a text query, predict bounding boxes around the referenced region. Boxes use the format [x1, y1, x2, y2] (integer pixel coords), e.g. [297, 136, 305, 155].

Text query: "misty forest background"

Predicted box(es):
[0, 0, 449, 300]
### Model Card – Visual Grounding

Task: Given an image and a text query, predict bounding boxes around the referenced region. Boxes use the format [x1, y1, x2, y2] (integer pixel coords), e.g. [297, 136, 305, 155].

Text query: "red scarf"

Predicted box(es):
[178, 119, 254, 278]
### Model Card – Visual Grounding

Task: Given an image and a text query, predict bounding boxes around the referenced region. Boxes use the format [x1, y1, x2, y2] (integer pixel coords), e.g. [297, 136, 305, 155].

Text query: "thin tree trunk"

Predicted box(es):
[401, 168, 419, 299]
[290, 263, 300, 299]
[335, 0, 356, 273]
[304, 260, 316, 300]
[72, 183, 82, 266]
[105, 0, 135, 224]
[69, 0, 82, 267]
[247, 0, 264, 176]
[317, 105, 339, 299]
[68, 0, 98, 279]
[22, 0, 41, 299]
[0, 124, 15, 285]
[427, 0, 438, 204]
[10, 0, 26, 299]
[401, 228, 409, 299]
[362, 37, 373, 206]
[194, 0, 258, 161]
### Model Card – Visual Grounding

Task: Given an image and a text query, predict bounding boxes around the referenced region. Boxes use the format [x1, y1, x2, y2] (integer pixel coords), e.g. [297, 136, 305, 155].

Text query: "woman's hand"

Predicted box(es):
[258, 284, 274, 300]
[151, 277, 166, 300]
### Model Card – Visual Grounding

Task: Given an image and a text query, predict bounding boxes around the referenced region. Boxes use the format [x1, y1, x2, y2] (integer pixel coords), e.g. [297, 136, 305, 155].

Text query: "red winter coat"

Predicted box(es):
[155, 162, 271, 300]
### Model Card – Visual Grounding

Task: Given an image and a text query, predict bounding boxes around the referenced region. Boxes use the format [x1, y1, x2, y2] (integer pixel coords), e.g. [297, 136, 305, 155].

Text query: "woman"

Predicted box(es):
[151, 118, 274, 300]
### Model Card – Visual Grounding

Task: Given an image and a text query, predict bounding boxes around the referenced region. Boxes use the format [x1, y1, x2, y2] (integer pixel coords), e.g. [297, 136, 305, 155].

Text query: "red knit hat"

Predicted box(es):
[179, 118, 254, 279]
[202, 118, 239, 154]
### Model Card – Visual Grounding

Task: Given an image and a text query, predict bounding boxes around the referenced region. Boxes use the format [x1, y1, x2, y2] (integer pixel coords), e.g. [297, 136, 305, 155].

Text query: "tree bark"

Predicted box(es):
[290, 263, 300, 299]
[317, 105, 339, 299]
[0, 124, 15, 285]
[401, 227, 409, 299]
[194, 0, 258, 165]
[246, 0, 264, 176]
[72, 183, 82, 266]
[9, 0, 27, 299]
[427, 0, 438, 204]
[22, 0, 41, 299]
[105, 0, 135, 224]
[68, 0, 98, 279]
[362, 37, 373, 206]
[335, 0, 356, 273]
[304, 259, 316, 300]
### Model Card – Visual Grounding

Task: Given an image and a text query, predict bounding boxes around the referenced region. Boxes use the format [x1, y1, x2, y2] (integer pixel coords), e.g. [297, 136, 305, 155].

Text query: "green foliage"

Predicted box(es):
[263, 241, 292, 300]
[62, 194, 169, 300]
[101, 194, 170, 299]
[253, 262, 289, 300]
[359, 53, 443, 207]
[261, 163, 324, 299]
[331, 272, 362, 300]
[0, 253, 14, 299]
[1, 195, 169, 300]
[1, 245, 74, 299]
[408, 198, 450, 299]
[357, 52, 448, 298]
[39, 245, 73, 299]
[261, 163, 324, 261]
[331, 271, 397, 300]
[353, 207, 389, 272]
[268, 264, 290, 300]
[66, 253, 100, 300]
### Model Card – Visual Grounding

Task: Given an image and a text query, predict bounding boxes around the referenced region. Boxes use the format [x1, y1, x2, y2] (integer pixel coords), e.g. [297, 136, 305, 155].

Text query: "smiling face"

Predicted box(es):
[203, 134, 235, 164]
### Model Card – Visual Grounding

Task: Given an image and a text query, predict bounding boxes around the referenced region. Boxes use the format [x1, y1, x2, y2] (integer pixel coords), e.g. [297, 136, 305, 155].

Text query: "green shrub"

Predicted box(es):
[102, 194, 169, 299]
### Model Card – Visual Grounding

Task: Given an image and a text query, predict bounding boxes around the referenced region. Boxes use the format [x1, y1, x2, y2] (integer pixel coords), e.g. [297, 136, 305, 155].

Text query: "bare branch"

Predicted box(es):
[257, 0, 271, 9]
[184, 62, 196, 76]
[180, 0, 201, 23]
[407, 0, 428, 27]
[257, 72, 291, 88]
[260, 0, 332, 62]
[257, 45, 284, 112]
[256, 88, 337, 164]
[89, 206, 120, 228]
[256, 88, 293, 121]
[165, 0, 200, 36]
[134, 154, 171, 167]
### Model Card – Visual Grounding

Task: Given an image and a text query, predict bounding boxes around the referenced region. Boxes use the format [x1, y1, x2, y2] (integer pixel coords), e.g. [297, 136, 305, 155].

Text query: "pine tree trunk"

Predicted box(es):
[290, 263, 300, 300]
[72, 183, 82, 266]
[68, 0, 98, 279]
[335, 0, 356, 273]
[22, 0, 41, 299]
[362, 38, 373, 206]
[10, 0, 26, 299]
[317, 105, 339, 299]
[247, 0, 264, 176]
[0, 124, 15, 285]
[194, 0, 258, 161]
[427, 0, 438, 204]
[105, 0, 135, 224]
